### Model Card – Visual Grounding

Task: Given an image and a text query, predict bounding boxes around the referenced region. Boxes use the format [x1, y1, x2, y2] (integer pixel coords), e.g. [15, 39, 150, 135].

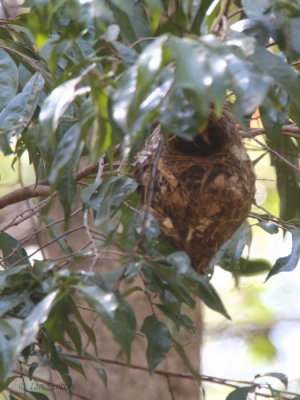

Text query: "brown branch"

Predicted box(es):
[0, 185, 52, 209]
[246, 125, 300, 140]
[65, 355, 299, 399]
[0, 197, 51, 231]
[12, 369, 89, 400]
[249, 212, 298, 230]
[0, 143, 121, 211]
[227, 8, 244, 20]
[292, 60, 300, 66]
[253, 137, 300, 172]
[0, 207, 82, 264]
[0, 163, 100, 210]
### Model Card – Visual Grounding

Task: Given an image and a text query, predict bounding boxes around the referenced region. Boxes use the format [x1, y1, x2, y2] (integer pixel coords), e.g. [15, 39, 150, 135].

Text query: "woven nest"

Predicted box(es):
[135, 108, 256, 273]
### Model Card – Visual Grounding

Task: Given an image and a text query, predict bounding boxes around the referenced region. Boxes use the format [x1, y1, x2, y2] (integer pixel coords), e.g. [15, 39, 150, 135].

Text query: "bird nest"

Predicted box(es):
[135, 108, 256, 273]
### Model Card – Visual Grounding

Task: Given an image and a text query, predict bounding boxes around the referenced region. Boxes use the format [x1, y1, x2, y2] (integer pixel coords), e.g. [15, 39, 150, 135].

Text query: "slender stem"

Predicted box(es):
[113, 133, 164, 290]
[253, 137, 300, 173]
[0, 44, 52, 78]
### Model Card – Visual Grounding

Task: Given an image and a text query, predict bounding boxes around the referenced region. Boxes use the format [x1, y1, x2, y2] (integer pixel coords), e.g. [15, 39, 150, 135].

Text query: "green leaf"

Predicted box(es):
[241, 0, 271, 18]
[0, 73, 44, 154]
[0, 334, 18, 384]
[89, 79, 112, 162]
[112, 36, 171, 139]
[63, 316, 82, 354]
[93, 367, 108, 387]
[258, 221, 279, 234]
[68, 296, 98, 355]
[111, 41, 138, 67]
[266, 229, 300, 280]
[47, 342, 72, 389]
[190, 0, 216, 34]
[128, 35, 169, 126]
[0, 293, 27, 317]
[141, 316, 171, 374]
[28, 362, 39, 380]
[109, 0, 151, 51]
[39, 73, 90, 145]
[172, 338, 200, 383]
[221, 224, 252, 269]
[77, 284, 136, 362]
[0, 232, 29, 267]
[143, 0, 163, 32]
[60, 354, 86, 377]
[193, 276, 231, 319]
[18, 291, 59, 353]
[236, 258, 271, 276]
[29, 392, 50, 400]
[0, 49, 18, 111]
[226, 386, 256, 400]
[0, 319, 25, 383]
[260, 87, 289, 141]
[56, 166, 78, 224]
[251, 46, 300, 109]
[0, 265, 28, 288]
[83, 176, 137, 226]
[41, 216, 73, 256]
[259, 372, 288, 388]
[168, 37, 211, 116]
[167, 252, 191, 275]
[155, 304, 196, 334]
[49, 123, 82, 187]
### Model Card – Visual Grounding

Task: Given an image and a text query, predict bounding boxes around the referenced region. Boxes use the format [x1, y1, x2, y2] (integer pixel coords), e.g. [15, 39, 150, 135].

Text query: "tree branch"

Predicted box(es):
[246, 125, 300, 140]
[0, 163, 100, 210]
[66, 355, 299, 400]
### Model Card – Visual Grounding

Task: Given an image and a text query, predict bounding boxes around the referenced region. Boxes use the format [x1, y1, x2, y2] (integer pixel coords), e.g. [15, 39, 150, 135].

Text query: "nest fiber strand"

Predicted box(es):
[135, 109, 256, 273]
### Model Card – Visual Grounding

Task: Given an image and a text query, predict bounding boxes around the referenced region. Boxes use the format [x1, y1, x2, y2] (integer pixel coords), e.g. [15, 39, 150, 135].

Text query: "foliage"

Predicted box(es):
[0, 0, 299, 399]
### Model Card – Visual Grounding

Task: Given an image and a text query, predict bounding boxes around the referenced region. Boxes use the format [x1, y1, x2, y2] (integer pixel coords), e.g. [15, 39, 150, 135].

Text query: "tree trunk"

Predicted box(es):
[37, 201, 202, 400]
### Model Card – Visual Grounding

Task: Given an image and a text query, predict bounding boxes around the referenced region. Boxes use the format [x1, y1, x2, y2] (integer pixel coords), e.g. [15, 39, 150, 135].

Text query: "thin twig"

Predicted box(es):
[246, 125, 300, 140]
[113, 135, 164, 290]
[227, 8, 244, 20]
[249, 212, 298, 230]
[83, 209, 100, 272]
[65, 355, 300, 399]
[166, 375, 176, 400]
[0, 163, 100, 210]
[8, 225, 85, 267]
[83, 158, 105, 272]
[12, 369, 89, 400]
[211, 0, 231, 32]
[18, 158, 47, 261]
[0, 198, 51, 231]
[0, 44, 52, 78]
[18, 362, 27, 400]
[0, 153, 123, 210]
[130, 36, 157, 48]
[253, 137, 300, 173]
[161, 12, 191, 35]
[0, 208, 82, 264]
[139, 271, 156, 316]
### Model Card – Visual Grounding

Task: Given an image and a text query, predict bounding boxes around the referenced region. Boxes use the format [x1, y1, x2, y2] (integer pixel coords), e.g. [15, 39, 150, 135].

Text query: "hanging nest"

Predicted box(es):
[135, 108, 256, 273]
